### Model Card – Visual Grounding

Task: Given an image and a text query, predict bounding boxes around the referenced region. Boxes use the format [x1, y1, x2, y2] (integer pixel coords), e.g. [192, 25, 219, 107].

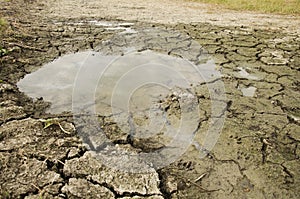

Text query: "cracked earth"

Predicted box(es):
[0, 0, 300, 198]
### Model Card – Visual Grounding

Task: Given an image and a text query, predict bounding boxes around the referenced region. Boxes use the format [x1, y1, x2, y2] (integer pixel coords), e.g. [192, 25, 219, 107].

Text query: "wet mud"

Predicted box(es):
[0, 0, 299, 199]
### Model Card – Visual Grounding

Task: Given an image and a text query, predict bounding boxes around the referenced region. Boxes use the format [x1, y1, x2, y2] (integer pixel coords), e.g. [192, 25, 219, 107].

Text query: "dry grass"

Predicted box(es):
[191, 0, 300, 15]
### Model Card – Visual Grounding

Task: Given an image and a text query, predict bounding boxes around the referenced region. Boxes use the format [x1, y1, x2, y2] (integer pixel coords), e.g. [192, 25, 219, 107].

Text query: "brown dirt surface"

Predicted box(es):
[0, 0, 299, 198]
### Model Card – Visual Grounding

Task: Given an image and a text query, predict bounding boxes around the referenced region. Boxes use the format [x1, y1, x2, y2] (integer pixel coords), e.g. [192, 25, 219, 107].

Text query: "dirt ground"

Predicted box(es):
[0, 0, 299, 198]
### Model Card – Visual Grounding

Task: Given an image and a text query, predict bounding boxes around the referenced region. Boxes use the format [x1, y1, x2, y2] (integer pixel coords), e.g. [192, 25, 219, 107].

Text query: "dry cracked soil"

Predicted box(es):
[0, 0, 300, 198]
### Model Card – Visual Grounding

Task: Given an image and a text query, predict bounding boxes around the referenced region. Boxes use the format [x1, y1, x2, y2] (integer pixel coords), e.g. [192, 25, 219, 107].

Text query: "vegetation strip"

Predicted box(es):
[191, 0, 300, 15]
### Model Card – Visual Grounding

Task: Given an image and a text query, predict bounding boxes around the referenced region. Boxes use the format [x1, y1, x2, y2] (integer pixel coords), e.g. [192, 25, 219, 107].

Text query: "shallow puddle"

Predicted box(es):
[240, 86, 257, 97]
[17, 50, 216, 114]
[237, 67, 259, 80]
[64, 20, 137, 34]
[17, 25, 226, 171]
[18, 26, 222, 115]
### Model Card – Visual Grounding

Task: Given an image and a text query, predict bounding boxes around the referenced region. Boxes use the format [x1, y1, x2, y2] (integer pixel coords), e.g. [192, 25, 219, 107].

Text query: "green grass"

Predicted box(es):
[0, 17, 8, 34]
[0, 46, 9, 57]
[0, 18, 9, 57]
[192, 0, 300, 15]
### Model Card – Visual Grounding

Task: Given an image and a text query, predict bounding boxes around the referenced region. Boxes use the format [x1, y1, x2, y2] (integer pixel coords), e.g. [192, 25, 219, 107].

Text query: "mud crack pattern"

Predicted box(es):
[0, 0, 299, 199]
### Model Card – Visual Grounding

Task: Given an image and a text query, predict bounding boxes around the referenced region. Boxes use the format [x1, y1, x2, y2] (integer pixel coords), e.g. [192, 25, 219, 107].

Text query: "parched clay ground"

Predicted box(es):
[0, 0, 299, 198]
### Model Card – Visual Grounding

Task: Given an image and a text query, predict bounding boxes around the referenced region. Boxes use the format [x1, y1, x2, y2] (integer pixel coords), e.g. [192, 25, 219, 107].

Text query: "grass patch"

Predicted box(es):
[0, 46, 9, 57]
[191, 0, 300, 15]
[0, 17, 8, 57]
[0, 17, 8, 36]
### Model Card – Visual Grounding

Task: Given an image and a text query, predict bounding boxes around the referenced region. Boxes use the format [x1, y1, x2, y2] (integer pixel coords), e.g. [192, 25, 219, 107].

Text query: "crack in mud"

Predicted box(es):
[1, 0, 299, 198]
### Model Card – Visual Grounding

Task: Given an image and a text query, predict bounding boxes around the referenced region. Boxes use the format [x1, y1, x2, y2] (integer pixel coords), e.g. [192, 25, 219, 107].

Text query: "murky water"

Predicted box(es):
[237, 67, 259, 80]
[63, 20, 137, 34]
[17, 25, 221, 115]
[240, 86, 257, 97]
[17, 50, 215, 114]
[17, 25, 226, 171]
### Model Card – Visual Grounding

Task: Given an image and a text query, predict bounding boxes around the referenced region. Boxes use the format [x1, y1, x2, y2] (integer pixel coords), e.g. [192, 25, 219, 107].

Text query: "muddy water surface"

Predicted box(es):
[17, 25, 226, 172]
